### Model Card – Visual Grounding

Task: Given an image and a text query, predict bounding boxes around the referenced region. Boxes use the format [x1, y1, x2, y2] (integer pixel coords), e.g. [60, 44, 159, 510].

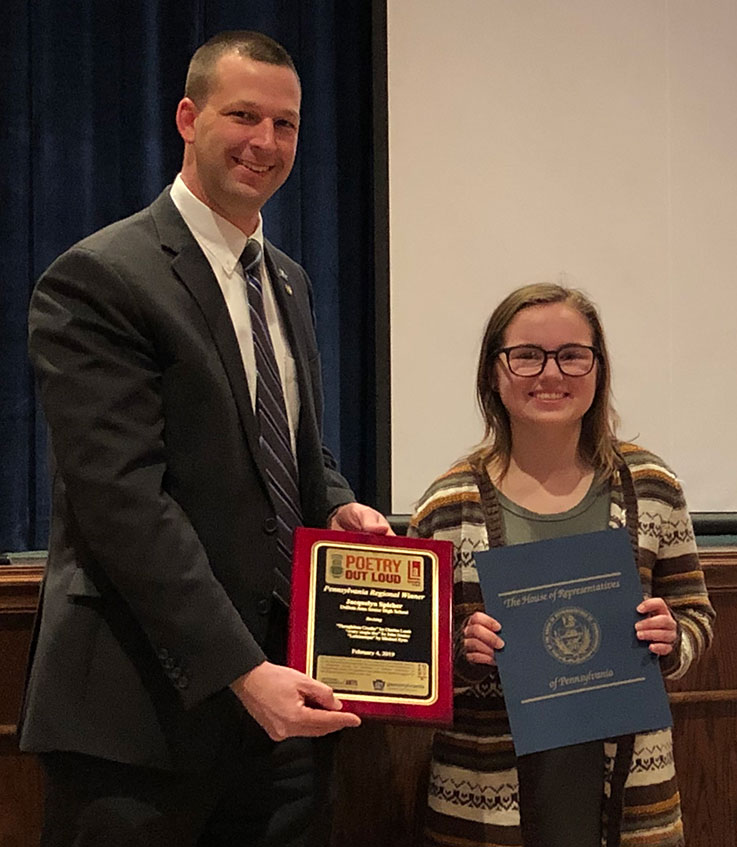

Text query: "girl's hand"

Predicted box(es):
[463, 611, 505, 665]
[635, 597, 678, 656]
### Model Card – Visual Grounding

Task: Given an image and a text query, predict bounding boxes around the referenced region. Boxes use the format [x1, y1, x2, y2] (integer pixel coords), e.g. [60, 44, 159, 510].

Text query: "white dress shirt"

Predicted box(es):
[170, 175, 299, 455]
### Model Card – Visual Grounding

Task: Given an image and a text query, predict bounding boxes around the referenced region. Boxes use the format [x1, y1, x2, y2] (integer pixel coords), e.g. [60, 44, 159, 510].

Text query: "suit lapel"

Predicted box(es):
[150, 191, 269, 487]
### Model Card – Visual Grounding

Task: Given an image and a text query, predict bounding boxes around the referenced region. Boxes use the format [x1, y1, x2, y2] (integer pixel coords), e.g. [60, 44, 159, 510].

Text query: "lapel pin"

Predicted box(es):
[276, 267, 292, 294]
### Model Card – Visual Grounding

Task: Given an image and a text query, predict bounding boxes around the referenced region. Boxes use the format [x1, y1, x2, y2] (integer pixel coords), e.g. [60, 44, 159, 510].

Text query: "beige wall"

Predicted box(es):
[388, 0, 737, 513]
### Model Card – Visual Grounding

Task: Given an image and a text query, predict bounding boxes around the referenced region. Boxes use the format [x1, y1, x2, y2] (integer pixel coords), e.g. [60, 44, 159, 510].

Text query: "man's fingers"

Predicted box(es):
[300, 676, 346, 711]
[356, 509, 393, 534]
[264, 708, 361, 742]
[368, 521, 395, 535]
[233, 662, 364, 741]
[278, 691, 362, 740]
[296, 708, 362, 737]
[330, 503, 393, 534]
[259, 676, 362, 740]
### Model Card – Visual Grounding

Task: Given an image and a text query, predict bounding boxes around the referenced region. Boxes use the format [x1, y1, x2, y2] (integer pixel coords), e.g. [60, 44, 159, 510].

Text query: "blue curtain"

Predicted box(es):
[0, 0, 378, 552]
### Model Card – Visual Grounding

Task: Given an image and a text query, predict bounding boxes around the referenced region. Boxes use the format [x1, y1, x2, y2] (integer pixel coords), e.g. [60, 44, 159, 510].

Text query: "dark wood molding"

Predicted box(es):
[0, 564, 43, 614]
[698, 547, 737, 590]
[670, 689, 737, 704]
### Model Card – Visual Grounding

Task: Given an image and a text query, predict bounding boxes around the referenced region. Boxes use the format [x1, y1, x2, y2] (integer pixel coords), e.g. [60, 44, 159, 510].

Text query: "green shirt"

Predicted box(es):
[496, 475, 610, 545]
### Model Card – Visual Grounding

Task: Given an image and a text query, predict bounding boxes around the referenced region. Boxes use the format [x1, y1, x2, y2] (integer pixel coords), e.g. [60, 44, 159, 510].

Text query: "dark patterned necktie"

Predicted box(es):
[241, 238, 301, 604]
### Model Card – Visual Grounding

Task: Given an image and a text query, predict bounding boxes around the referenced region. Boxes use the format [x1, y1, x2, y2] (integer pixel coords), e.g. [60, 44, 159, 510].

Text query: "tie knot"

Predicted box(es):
[240, 238, 262, 274]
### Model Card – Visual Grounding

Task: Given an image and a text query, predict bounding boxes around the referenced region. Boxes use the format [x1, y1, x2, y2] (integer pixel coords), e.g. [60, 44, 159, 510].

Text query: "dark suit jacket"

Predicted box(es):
[20, 188, 355, 769]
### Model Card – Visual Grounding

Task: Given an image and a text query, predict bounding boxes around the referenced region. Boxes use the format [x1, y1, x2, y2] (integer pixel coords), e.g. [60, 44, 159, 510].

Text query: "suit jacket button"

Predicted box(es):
[257, 598, 271, 615]
[263, 517, 277, 534]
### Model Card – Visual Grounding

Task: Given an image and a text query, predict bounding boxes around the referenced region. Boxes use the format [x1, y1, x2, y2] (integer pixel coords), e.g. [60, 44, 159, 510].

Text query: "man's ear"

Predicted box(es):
[176, 98, 198, 143]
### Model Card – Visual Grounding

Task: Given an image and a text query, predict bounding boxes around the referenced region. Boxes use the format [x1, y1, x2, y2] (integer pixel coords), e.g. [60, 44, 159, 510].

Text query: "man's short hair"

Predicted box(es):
[185, 30, 299, 106]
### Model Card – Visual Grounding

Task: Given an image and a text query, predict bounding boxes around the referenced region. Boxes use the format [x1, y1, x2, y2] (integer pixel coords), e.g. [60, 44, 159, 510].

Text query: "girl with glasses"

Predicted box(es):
[408, 282, 714, 847]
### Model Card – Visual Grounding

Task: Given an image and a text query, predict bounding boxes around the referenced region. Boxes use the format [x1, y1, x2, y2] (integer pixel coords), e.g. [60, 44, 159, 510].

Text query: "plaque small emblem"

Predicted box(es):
[329, 554, 344, 579]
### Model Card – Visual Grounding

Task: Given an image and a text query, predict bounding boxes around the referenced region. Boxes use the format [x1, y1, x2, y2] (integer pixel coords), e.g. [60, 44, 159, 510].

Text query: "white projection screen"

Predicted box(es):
[386, 0, 737, 516]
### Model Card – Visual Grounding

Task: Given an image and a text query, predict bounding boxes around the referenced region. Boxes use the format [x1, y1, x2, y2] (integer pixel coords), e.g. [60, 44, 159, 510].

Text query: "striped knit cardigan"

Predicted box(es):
[407, 443, 714, 847]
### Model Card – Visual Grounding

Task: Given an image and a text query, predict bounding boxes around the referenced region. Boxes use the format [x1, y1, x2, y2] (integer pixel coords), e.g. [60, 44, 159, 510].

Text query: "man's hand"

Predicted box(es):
[635, 597, 678, 656]
[329, 502, 394, 534]
[230, 661, 361, 741]
[463, 611, 505, 665]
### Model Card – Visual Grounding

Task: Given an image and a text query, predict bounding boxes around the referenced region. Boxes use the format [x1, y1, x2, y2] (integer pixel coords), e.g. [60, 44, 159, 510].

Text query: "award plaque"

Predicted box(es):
[288, 527, 453, 724]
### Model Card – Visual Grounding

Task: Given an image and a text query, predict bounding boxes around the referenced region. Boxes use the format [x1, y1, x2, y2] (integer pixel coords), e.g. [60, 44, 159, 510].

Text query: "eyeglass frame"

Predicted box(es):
[495, 344, 600, 377]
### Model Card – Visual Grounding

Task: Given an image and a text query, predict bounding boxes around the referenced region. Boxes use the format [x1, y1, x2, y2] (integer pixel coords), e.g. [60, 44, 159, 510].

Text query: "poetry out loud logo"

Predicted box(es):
[326, 548, 425, 588]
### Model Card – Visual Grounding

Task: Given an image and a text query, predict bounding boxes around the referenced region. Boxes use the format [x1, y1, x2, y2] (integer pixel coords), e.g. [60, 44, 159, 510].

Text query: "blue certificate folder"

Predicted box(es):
[475, 528, 672, 756]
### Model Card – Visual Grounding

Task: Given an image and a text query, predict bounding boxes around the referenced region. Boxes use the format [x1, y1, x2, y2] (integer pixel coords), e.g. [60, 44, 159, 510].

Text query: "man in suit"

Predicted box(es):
[21, 30, 390, 846]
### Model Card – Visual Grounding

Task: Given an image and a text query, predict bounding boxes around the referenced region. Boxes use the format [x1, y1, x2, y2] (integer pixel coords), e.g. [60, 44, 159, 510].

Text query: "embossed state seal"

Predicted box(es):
[543, 606, 600, 664]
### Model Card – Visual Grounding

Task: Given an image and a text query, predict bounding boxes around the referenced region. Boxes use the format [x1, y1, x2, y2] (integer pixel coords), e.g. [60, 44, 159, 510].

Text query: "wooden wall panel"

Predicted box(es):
[667, 549, 737, 847]
[0, 564, 43, 847]
[2, 551, 735, 846]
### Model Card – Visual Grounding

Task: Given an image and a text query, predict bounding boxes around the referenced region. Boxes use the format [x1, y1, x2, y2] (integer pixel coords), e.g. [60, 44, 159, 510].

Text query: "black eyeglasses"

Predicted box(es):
[497, 344, 599, 377]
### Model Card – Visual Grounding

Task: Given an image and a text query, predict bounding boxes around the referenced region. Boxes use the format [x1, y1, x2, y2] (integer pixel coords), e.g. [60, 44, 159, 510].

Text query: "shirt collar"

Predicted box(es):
[170, 174, 264, 276]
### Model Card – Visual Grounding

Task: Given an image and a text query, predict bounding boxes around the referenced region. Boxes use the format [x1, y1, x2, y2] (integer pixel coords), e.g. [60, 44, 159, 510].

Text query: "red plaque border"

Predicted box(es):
[288, 527, 453, 725]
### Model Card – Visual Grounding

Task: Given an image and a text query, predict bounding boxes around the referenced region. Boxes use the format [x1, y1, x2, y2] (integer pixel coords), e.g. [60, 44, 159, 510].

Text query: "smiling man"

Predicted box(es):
[177, 47, 301, 231]
[21, 31, 390, 847]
